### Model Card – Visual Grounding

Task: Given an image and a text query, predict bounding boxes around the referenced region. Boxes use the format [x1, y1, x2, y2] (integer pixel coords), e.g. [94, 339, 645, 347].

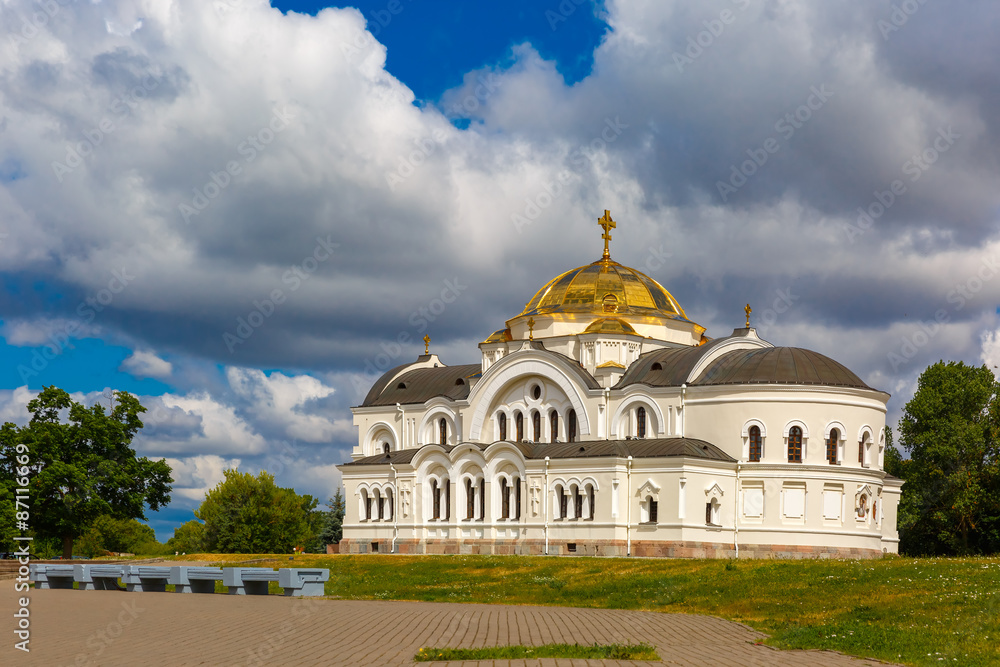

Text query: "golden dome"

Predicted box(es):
[518, 258, 692, 322]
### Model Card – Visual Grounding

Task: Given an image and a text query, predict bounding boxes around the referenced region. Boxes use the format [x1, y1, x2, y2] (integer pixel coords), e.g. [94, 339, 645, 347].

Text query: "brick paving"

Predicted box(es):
[1, 586, 897, 666]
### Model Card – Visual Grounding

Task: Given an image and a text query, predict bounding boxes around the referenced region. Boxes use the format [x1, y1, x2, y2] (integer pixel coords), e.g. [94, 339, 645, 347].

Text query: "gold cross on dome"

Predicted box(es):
[745, 304, 752, 328]
[423, 334, 430, 354]
[527, 317, 535, 340]
[598, 210, 616, 259]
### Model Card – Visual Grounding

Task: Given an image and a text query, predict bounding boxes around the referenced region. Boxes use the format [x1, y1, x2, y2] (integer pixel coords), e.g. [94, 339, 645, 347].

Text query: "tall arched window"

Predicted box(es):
[386, 490, 394, 521]
[573, 485, 583, 519]
[376, 489, 384, 520]
[558, 485, 568, 519]
[748, 425, 762, 462]
[550, 410, 559, 442]
[587, 484, 595, 520]
[431, 480, 441, 519]
[788, 426, 803, 463]
[568, 410, 577, 443]
[859, 433, 870, 465]
[479, 478, 485, 519]
[500, 478, 510, 519]
[515, 412, 524, 441]
[532, 411, 541, 442]
[498, 413, 507, 441]
[514, 477, 521, 520]
[827, 429, 839, 464]
[439, 418, 447, 446]
[465, 478, 475, 520]
[636, 407, 647, 438]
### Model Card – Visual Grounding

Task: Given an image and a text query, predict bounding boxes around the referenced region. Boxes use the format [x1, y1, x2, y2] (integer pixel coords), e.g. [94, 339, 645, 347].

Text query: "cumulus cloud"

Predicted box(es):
[120, 349, 173, 379]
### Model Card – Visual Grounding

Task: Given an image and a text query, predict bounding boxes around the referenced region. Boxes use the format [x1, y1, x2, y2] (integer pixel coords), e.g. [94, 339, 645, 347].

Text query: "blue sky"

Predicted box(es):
[3, 0, 1000, 542]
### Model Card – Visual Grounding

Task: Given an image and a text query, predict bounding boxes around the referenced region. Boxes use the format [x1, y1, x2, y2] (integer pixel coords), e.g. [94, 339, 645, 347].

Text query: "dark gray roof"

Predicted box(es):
[615, 335, 876, 392]
[694, 347, 873, 390]
[341, 437, 734, 466]
[360, 364, 482, 407]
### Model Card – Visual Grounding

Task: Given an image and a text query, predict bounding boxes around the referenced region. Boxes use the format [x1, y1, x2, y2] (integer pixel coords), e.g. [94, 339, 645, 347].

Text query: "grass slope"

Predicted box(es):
[179, 554, 1000, 666]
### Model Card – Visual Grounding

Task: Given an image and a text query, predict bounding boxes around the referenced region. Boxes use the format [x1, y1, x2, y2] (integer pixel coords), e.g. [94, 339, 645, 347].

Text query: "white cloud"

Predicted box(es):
[163, 454, 241, 504]
[120, 349, 173, 379]
[226, 367, 339, 442]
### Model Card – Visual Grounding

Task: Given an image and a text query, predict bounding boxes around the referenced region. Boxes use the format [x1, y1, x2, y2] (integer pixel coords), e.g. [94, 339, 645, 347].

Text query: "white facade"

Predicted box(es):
[338, 246, 901, 558]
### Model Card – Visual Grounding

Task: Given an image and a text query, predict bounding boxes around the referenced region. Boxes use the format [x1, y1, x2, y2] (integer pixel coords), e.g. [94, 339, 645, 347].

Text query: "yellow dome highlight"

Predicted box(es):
[519, 258, 691, 322]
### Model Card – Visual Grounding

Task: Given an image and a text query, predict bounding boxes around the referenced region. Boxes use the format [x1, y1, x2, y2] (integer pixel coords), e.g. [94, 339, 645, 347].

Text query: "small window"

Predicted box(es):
[498, 413, 507, 441]
[566, 542, 577, 553]
[532, 384, 541, 400]
[383, 442, 390, 454]
[588, 485, 595, 520]
[479, 478, 485, 519]
[827, 429, 839, 464]
[568, 410, 577, 443]
[574, 486, 583, 519]
[466, 478, 475, 520]
[558, 486, 568, 519]
[637, 407, 647, 438]
[515, 412, 524, 441]
[788, 426, 803, 463]
[748, 425, 762, 462]
[455, 377, 465, 386]
[532, 411, 541, 442]
[370, 541, 379, 553]
[377, 493, 385, 520]
[651, 362, 663, 371]
[649, 498, 658, 523]
[706, 502, 712, 525]
[550, 410, 559, 442]
[397, 382, 406, 389]
[602, 293, 618, 313]
[432, 480, 441, 520]
[439, 418, 447, 446]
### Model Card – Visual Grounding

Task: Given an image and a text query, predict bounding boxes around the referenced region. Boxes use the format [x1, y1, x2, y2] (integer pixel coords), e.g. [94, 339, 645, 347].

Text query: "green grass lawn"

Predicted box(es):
[414, 642, 660, 662]
[176, 553, 1000, 666]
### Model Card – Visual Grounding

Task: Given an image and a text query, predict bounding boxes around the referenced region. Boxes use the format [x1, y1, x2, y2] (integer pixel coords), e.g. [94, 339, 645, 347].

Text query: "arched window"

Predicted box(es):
[361, 489, 371, 521]
[479, 478, 485, 519]
[515, 412, 524, 442]
[573, 485, 583, 519]
[748, 425, 762, 462]
[386, 490, 394, 521]
[705, 498, 721, 526]
[382, 442, 390, 454]
[375, 489, 384, 520]
[788, 426, 803, 463]
[636, 406, 647, 438]
[827, 429, 839, 464]
[558, 485, 568, 519]
[500, 478, 510, 519]
[465, 478, 475, 520]
[645, 495, 658, 523]
[514, 477, 521, 521]
[550, 410, 559, 442]
[859, 432, 870, 466]
[498, 413, 507, 441]
[532, 411, 541, 442]
[439, 418, 447, 446]
[587, 484, 595, 520]
[568, 410, 577, 443]
[431, 480, 441, 520]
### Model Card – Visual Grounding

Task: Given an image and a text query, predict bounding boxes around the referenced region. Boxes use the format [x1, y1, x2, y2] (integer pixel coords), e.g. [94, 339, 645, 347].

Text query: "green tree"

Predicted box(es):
[77, 516, 159, 557]
[195, 469, 317, 553]
[165, 520, 206, 554]
[898, 361, 1000, 555]
[0, 387, 173, 558]
[320, 488, 346, 546]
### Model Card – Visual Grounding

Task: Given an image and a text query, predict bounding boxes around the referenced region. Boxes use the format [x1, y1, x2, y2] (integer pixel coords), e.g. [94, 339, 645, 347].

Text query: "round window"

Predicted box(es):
[532, 385, 541, 400]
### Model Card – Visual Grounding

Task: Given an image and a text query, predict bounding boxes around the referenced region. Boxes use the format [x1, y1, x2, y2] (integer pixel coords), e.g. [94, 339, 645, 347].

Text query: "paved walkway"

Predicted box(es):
[2, 587, 895, 666]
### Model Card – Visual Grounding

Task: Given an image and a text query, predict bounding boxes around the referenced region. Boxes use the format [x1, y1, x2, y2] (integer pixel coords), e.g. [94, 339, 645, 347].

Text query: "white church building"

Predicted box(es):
[338, 212, 902, 558]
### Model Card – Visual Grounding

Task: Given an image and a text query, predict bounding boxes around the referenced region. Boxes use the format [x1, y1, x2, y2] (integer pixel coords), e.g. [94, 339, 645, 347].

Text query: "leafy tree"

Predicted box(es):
[320, 488, 346, 547]
[77, 516, 159, 557]
[898, 361, 1000, 555]
[0, 387, 173, 558]
[166, 520, 206, 554]
[195, 469, 317, 553]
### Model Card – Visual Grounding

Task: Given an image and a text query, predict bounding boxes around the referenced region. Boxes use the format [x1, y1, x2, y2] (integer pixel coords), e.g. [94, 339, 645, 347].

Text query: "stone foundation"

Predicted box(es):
[338, 538, 883, 559]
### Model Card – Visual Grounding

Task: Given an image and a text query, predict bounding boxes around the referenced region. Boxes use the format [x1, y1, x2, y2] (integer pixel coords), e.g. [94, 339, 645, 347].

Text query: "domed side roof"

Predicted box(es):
[614, 338, 728, 388]
[519, 259, 691, 321]
[362, 364, 482, 407]
[693, 347, 874, 390]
